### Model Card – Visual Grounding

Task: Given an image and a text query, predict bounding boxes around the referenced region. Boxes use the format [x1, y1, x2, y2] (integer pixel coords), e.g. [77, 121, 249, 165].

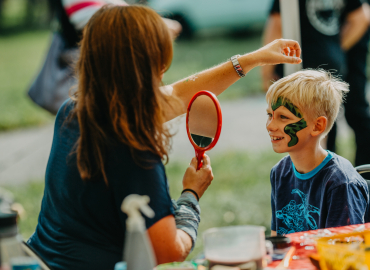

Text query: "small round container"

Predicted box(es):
[10, 257, 40, 270]
[265, 236, 291, 261]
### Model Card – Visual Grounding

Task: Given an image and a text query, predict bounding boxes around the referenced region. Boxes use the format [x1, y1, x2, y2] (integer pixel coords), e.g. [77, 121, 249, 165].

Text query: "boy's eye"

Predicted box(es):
[267, 113, 272, 118]
[280, 115, 289, 119]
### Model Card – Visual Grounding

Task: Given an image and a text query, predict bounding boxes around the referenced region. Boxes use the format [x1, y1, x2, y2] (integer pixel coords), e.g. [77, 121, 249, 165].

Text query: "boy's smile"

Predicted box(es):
[266, 97, 308, 153]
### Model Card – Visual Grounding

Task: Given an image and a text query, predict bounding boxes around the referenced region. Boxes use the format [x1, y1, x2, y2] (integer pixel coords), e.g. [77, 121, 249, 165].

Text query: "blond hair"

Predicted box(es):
[266, 69, 349, 136]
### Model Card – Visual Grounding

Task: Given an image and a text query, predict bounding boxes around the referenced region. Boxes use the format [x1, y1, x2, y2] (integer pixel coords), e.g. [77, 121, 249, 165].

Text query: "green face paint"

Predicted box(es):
[271, 97, 307, 147]
[271, 97, 303, 118]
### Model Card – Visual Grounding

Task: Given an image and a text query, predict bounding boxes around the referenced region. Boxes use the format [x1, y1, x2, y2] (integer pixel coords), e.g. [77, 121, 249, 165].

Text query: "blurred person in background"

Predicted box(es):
[330, 0, 370, 179]
[262, 0, 370, 172]
[28, 0, 181, 114]
[50, 0, 182, 47]
[27, 5, 302, 270]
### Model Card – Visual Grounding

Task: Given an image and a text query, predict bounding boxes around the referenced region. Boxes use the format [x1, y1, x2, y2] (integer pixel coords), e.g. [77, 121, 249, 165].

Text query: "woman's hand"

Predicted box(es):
[182, 155, 214, 199]
[252, 39, 302, 67]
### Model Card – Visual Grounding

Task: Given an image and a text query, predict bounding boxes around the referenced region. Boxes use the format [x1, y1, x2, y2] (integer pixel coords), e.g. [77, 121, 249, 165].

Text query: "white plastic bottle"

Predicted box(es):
[121, 195, 157, 270]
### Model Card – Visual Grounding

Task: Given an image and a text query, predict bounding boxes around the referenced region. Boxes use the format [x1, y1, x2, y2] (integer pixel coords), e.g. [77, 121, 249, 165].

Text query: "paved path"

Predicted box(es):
[0, 96, 354, 186]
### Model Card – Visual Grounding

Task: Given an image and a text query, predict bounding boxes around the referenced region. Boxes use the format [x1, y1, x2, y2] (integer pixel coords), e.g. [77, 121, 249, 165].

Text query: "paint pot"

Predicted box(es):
[265, 236, 291, 261]
[10, 257, 40, 270]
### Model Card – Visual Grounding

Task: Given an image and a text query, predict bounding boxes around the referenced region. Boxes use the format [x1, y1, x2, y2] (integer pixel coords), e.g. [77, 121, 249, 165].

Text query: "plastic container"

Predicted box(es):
[0, 212, 24, 269]
[265, 235, 291, 260]
[203, 225, 266, 270]
[316, 230, 370, 270]
[121, 195, 156, 270]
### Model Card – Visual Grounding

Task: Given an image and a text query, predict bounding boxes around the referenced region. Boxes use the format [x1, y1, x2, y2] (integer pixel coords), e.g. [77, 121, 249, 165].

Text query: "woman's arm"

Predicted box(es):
[148, 216, 192, 264]
[148, 155, 213, 264]
[164, 39, 301, 122]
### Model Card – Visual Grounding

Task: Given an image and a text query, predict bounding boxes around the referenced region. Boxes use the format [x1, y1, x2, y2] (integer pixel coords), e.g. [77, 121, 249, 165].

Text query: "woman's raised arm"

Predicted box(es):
[164, 39, 301, 121]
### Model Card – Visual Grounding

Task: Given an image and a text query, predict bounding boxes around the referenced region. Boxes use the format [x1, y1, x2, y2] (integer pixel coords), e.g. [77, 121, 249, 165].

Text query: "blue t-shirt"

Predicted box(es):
[271, 151, 368, 235]
[28, 100, 175, 270]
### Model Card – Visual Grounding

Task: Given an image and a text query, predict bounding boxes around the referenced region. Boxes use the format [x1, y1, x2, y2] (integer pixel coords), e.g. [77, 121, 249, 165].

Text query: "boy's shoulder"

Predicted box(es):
[325, 153, 366, 188]
[271, 155, 292, 174]
[271, 152, 367, 190]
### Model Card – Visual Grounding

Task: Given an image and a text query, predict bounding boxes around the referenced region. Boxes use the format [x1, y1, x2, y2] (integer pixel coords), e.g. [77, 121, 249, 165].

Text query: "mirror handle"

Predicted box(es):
[196, 150, 205, 171]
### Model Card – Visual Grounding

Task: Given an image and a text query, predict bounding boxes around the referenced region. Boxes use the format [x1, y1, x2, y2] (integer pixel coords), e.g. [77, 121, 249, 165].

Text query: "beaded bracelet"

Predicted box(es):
[230, 54, 245, 78]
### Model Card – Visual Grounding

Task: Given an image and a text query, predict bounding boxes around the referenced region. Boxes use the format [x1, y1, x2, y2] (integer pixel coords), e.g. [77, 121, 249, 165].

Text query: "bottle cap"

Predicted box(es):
[121, 194, 155, 231]
[114, 261, 127, 270]
[0, 211, 17, 228]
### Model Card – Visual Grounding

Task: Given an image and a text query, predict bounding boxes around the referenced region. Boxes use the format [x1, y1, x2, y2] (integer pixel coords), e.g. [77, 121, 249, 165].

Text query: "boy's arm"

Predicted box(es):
[325, 183, 367, 227]
[271, 230, 277, 236]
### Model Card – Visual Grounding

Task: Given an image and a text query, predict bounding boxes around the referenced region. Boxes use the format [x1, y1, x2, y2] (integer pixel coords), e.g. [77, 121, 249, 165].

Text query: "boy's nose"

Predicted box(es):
[266, 118, 278, 132]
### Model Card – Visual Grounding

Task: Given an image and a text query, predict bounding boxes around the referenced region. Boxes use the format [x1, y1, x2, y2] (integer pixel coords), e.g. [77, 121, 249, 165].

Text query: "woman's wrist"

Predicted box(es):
[172, 193, 201, 252]
[181, 189, 199, 201]
[238, 52, 260, 73]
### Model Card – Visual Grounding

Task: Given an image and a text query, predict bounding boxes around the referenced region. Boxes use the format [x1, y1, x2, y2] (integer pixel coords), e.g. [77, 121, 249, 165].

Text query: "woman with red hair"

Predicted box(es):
[28, 5, 301, 270]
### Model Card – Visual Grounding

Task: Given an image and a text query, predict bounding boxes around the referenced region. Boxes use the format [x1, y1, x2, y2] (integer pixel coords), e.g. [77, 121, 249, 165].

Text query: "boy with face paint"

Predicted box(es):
[266, 69, 369, 236]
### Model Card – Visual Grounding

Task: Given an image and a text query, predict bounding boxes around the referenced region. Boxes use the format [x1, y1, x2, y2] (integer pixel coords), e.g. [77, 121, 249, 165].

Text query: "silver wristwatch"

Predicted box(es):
[230, 54, 245, 78]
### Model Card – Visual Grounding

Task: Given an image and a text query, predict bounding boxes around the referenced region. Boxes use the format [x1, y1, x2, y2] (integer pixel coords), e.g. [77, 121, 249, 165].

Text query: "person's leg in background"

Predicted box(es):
[344, 29, 370, 179]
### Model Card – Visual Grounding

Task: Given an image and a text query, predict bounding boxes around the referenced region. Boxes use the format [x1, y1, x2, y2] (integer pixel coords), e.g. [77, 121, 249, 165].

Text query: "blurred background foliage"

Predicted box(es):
[0, 0, 49, 33]
[0, 0, 266, 131]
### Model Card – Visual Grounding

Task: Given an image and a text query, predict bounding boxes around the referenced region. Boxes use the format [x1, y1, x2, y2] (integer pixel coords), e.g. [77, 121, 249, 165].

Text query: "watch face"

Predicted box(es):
[306, 0, 345, 36]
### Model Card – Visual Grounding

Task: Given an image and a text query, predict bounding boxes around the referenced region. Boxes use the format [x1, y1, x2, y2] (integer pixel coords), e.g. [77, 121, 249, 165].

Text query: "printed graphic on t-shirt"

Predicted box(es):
[306, 0, 345, 36]
[276, 189, 320, 235]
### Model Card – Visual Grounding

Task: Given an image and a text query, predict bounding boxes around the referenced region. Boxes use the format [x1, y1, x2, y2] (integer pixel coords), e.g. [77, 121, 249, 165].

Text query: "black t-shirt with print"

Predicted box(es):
[271, 0, 363, 77]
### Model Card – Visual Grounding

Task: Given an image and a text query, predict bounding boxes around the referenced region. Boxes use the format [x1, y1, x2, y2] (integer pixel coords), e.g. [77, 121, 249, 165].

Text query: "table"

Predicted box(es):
[268, 223, 370, 269]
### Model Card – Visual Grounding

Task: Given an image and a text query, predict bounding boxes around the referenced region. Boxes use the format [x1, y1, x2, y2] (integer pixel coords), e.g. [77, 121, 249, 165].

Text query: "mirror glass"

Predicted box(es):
[188, 95, 218, 148]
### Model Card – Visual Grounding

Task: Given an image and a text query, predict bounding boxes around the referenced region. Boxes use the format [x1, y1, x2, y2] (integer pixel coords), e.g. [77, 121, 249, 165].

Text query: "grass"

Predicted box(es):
[4, 137, 356, 258]
[0, 30, 54, 130]
[0, 29, 263, 131]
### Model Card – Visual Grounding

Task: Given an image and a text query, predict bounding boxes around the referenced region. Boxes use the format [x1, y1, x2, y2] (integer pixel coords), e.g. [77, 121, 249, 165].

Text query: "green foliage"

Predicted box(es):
[0, 0, 50, 32]
[0, 30, 54, 130]
[336, 134, 356, 165]
[6, 181, 45, 239]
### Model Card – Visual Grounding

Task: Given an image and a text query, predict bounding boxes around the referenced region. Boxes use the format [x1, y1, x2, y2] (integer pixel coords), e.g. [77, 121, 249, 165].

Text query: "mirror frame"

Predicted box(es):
[186, 90, 222, 170]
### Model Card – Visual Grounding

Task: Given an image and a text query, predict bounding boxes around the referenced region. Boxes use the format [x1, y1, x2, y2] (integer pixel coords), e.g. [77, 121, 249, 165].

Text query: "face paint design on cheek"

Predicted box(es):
[271, 97, 307, 147]
[284, 118, 307, 147]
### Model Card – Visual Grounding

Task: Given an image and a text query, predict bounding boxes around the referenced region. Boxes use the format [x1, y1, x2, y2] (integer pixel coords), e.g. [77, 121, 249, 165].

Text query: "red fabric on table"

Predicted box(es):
[268, 223, 370, 269]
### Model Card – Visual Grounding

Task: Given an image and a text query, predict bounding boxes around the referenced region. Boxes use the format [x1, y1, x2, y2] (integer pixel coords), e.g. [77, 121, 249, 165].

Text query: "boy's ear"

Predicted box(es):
[311, 116, 327, 137]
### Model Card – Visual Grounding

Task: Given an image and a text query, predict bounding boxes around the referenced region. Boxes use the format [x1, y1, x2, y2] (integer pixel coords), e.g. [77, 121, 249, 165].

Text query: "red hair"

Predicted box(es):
[72, 5, 178, 184]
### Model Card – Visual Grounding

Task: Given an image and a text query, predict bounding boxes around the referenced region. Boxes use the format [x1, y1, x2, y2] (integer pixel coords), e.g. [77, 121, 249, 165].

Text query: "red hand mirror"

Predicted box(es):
[186, 91, 222, 170]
